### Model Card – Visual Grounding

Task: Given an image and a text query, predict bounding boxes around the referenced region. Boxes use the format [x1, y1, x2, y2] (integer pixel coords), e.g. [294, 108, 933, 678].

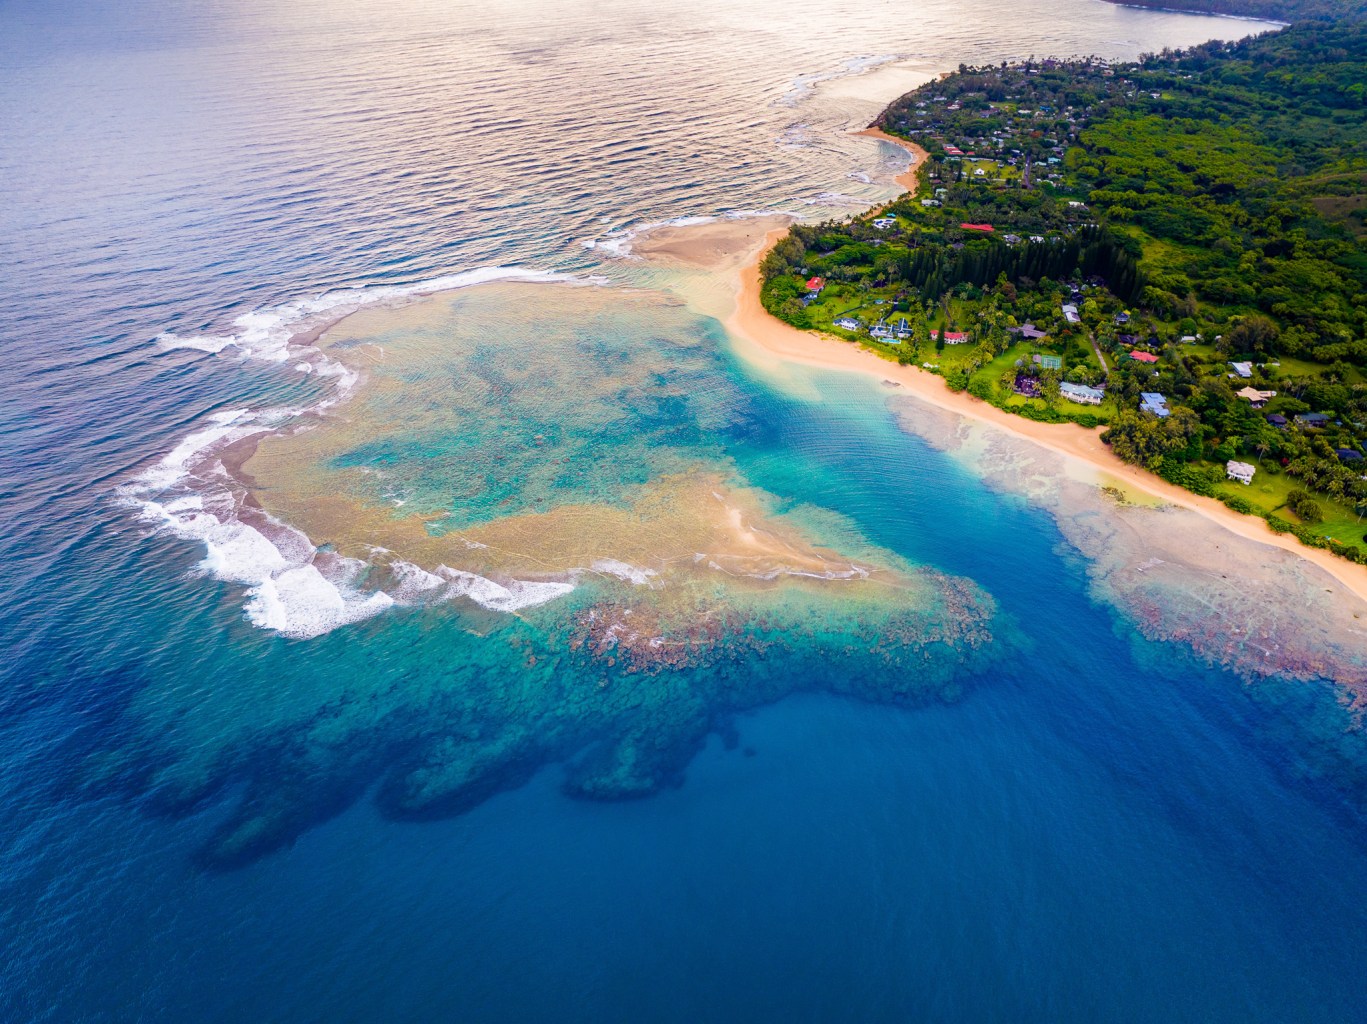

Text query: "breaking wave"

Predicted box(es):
[124, 268, 607, 637]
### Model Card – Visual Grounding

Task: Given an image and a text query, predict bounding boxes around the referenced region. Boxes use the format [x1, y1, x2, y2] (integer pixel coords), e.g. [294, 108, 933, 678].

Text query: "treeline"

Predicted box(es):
[1101, 0, 1367, 20]
[761, 224, 1141, 325]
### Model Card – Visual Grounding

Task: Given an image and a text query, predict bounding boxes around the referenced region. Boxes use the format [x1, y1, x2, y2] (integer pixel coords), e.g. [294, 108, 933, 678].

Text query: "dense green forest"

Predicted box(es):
[760, 19, 1367, 562]
[1102, 0, 1365, 22]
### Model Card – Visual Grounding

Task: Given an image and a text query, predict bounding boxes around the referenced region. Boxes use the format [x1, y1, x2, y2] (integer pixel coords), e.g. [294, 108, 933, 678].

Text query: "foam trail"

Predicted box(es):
[124, 267, 606, 637]
[580, 208, 790, 258]
[775, 54, 903, 108]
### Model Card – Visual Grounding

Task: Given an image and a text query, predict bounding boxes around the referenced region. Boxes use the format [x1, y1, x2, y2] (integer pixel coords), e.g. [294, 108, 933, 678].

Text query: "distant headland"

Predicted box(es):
[751, 15, 1367, 578]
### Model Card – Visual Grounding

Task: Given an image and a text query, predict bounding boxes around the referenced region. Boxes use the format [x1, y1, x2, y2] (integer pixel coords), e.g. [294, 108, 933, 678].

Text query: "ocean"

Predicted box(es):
[5, 0, 1366, 1020]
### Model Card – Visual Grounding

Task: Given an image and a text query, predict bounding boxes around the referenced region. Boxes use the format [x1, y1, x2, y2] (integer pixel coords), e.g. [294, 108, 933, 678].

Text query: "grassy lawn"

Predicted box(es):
[1212, 462, 1367, 545]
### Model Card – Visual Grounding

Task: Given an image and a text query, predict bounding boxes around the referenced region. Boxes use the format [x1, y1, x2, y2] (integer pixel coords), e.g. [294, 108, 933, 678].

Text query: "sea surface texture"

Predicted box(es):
[4, 1, 1365, 1021]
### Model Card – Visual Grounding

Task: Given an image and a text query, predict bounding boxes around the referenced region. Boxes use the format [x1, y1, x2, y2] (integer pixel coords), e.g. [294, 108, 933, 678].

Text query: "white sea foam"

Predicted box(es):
[590, 559, 658, 585]
[128, 267, 608, 637]
[156, 266, 595, 361]
[245, 563, 395, 639]
[582, 208, 790, 259]
[775, 54, 903, 109]
[436, 566, 575, 612]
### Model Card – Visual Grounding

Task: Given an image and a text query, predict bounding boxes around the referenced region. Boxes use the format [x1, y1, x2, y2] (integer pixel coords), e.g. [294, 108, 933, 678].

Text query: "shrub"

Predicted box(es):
[1222, 494, 1257, 515]
[1265, 515, 1294, 534]
[1291, 495, 1323, 524]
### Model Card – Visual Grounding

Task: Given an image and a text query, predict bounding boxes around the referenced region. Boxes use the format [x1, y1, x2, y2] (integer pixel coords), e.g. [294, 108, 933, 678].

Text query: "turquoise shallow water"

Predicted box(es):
[8, 1, 1367, 1021]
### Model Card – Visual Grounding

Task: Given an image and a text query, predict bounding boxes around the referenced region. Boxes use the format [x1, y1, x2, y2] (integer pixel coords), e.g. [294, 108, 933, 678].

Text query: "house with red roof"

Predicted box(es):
[942, 331, 970, 344]
[805, 276, 825, 293]
[1129, 350, 1159, 363]
[960, 223, 994, 232]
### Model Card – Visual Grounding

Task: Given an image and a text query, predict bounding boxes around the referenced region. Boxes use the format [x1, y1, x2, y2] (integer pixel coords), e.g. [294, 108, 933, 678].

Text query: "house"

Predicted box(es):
[941, 331, 970, 344]
[1230, 362, 1253, 379]
[1140, 392, 1170, 417]
[870, 325, 894, 339]
[1336, 448, 1364, 463]
[1011, 324, 1048, 340]
[960, 223, 994, 232]
[974, 167, 986, 176]
[943, 145, 964, 156]
[1060, 382, 1103, 405]
[805, 276, 825, 294]
[1236, 386, 1277, 408]
[1129, 350, 1159, 364]
[1061, 304, 1081, 324]
[1226, 461, 1256, 485]
[1265, 413, 1288, 429]
[1002, 233, 1022, 244]
[1180, 335, 1197, 343]
[834, 317, 861, 331]
[1067, 200, 1087, 209]
[921, 198, 941, 207]
[1114, 312, 1130, 325]
[1295, 412, 1330, 428]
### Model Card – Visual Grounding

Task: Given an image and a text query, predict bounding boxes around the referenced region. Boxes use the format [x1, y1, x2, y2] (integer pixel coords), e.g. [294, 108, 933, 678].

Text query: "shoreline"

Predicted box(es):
[851, 128, 929, 191]
[723, 216, 1367, 604]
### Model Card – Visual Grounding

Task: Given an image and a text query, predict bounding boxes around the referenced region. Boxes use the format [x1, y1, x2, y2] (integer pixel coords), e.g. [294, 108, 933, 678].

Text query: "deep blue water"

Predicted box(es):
[6, 1, 1365, 1021]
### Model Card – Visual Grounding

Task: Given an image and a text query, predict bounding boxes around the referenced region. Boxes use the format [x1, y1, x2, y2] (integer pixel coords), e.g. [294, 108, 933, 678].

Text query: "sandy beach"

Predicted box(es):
[652, 122, 1367, 605]
[851, 127, 929, 190]
[723, 225, 1367, 603]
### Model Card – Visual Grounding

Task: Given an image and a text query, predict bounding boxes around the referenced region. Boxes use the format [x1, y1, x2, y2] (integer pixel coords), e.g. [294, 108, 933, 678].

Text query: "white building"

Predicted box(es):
[1226, 461, 1256, 485]
[1060, 382, 1103, 406]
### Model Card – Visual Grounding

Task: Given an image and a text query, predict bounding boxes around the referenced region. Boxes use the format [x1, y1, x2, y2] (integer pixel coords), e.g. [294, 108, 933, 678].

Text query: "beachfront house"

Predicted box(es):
[870, 325, 894, 339]
[1226, 461, 1256, 485]
[871, 217, 897, 230]
[1059, 382, 1103, 406]
[805, 276, 825, 297]
[1061, 304, 1080, 324]
[1140, 392, 1170, 417]
[834, 317, 861, 331]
